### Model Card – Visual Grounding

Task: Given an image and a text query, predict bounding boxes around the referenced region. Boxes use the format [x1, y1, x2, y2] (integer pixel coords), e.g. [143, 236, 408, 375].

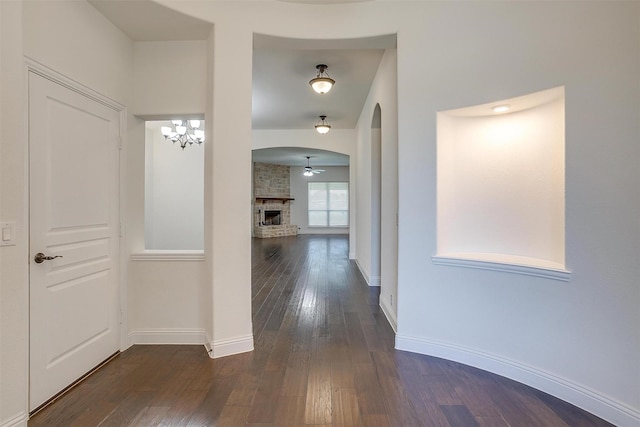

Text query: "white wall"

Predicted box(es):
[356, 48, 398, 328]
[130, 40, 207, 250]
[392, 3, 640, 426]
[128, 260, 206, 345]
[371, 126, 381, 284]
[1, 1, 134, 424]
[133, 41, 207, 117]
[377, 50, 398, 331]
[290, 166, 350, 235]
[252, 130, 356, 160]
[23, 0, 133, 105]
[127, 40, 210, 349]
[164, 2, 640, 424]
[206, 21, 254, 357]
[1, 2, 28, 424]
[144, 122, 204, 250]
[253, 129, 357, 256]
[2, 1, 639, 425]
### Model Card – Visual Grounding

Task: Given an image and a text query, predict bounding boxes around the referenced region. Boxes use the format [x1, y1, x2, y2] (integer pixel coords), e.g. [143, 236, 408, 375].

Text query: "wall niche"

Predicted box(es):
[433, 87, 570, 281]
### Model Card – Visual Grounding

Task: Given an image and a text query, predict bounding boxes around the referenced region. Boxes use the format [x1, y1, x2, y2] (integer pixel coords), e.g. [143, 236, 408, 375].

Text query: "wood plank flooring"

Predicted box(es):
[29, 235, 614, 426]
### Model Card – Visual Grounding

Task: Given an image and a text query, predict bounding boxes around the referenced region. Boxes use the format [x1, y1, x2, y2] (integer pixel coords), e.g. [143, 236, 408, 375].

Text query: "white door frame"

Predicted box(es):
[25, 57, 129, 405]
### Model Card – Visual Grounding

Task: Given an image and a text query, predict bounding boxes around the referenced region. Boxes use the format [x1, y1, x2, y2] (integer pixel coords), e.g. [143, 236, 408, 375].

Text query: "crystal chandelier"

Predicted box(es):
[161, 120, 205, 149]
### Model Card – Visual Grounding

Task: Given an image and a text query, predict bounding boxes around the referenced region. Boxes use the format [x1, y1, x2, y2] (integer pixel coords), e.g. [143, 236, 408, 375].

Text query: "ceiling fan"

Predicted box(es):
[303, 156, 325, 176]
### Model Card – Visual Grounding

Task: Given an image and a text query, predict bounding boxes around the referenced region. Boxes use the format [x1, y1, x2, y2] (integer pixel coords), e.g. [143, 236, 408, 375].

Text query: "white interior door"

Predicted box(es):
[29, 71, 121, 411]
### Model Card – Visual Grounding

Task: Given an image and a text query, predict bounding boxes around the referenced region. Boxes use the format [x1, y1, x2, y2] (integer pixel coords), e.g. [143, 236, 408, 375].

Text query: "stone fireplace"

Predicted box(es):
[253, 162, 298, 238]
[263, 210, 281, 225]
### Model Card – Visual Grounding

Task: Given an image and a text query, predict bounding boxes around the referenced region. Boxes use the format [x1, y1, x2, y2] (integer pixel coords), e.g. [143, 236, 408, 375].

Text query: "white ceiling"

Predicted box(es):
[88, 1, 213, 41]
[88, 0, 394, 167]
[253, 33, 394, 130]
[252, 48, 384, 130]
[253, 147, 349, 167]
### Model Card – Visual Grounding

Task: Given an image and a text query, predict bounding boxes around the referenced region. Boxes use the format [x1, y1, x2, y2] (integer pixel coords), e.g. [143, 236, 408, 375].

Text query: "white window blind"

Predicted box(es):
[308, 182, 349, 227]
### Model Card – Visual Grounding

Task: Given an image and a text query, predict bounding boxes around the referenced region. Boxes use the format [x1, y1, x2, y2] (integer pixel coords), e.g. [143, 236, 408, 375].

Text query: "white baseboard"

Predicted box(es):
[128, 328, 207, 346]
[355, 259, 380, 287]
[297, 228, 349, 235]
[128, 329, 254, 359]
[1, 411, 28, 427]
[210, 334, 254, 359]
[204, 340, 213, 357]
[395, 334, 640, 427]
[355, 259, 368, 283]
[379, 299, 397, 333]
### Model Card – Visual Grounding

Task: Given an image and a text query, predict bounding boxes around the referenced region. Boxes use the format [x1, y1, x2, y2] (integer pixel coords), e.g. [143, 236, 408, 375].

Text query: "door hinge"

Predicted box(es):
[117, 136, 123, 151]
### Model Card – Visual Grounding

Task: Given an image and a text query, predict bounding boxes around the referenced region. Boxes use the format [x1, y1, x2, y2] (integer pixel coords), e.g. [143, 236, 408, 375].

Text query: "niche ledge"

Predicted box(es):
[131, 250, 205, 262]
[432, 253, 570, 281]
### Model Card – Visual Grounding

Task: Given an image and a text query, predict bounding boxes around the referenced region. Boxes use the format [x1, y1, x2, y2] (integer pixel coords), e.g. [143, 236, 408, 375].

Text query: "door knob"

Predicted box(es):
[34, 252, 63, 264]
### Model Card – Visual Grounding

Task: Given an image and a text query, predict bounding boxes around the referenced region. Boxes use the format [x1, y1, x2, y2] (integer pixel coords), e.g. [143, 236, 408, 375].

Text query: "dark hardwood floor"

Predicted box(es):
[29, 235, 613, 426]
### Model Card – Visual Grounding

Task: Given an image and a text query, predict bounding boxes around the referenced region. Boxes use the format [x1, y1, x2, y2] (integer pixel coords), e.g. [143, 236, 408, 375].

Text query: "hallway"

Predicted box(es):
[29, 235, 612, 426]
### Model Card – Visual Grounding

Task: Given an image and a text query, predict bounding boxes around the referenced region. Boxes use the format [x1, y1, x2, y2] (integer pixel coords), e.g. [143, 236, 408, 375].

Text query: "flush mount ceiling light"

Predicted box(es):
[492, 104, 510, 113]
[160, 120, 205, 149]
[309, 64, 335, 94]
[315, 115, 331, 134]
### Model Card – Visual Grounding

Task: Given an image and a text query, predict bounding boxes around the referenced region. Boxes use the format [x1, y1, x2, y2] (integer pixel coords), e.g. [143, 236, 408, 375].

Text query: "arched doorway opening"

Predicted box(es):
[371, 104, 382, 286]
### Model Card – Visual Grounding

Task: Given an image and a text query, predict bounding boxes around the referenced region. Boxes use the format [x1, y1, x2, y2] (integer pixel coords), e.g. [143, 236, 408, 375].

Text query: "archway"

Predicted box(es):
[370, 104, 382, 286]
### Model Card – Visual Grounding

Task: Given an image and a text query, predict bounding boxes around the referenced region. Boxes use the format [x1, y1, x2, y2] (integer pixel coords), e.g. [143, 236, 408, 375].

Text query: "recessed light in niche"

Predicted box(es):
[492, 104, 510, 113]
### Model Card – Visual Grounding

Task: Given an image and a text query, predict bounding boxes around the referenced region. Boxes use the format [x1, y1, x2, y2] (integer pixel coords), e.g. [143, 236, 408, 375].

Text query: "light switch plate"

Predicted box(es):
[0, 222, 16, 247]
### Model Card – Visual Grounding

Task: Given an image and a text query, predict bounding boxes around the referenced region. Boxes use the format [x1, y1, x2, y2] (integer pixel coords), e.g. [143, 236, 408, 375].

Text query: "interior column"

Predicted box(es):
[204, 21, 254, 357]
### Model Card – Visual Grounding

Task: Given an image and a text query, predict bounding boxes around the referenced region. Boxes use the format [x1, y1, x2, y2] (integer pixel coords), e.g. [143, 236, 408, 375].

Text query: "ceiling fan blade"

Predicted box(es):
[312, 170, 324, 174]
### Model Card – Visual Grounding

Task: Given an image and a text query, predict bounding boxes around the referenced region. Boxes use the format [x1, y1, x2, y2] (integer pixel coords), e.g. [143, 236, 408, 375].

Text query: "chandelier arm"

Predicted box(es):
[162, 119, 204, 149]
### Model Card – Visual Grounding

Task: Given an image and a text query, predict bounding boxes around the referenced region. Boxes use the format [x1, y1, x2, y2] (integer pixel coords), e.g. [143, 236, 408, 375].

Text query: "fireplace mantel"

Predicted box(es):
[256, 197, 294, 204]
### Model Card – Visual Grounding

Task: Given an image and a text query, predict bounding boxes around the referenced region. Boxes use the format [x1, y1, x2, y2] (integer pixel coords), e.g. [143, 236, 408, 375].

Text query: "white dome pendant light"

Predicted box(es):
[315, 115, 331, 134]
[309, 64, 335, 94]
